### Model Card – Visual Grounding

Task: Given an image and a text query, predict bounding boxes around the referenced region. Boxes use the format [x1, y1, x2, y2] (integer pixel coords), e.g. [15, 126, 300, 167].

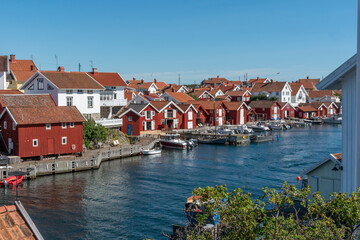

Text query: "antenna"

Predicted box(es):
[78, 63, 81, 72]
[55, 54, 58, 68]
[178, 74, 181, 86]
[90, 60, 93, 69]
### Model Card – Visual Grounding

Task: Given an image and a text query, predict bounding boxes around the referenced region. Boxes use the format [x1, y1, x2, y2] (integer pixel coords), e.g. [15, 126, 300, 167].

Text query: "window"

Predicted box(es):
[114, 93, 117, 99]
[3, 121, 6, 129]
[70, 122, 74, 128]
[12, 122, 16, 130]
[87, 90, 93, 94]
[62, 122, 66, 129]
[128, 116, 133, 122]
[62, 137, 67, 145]
[66, 90, 73, 94]
[78, 90, 83, 94]
[33, 139, 38, 147]
[28, 84, 34, 90]
[66, 97, 73, 106]
[47, 84, 54, 90]
[88, 96, 94, 108]
[111, 86, 116, 90]
[46, 123, 51, 130]
[37, 78, 44, 90]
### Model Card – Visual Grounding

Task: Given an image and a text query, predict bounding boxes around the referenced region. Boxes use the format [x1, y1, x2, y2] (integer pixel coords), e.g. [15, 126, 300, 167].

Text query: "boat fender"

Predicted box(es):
[3, 180, 7, 185]
[297, 176, 301, 182]
[72, 144, 76, 150]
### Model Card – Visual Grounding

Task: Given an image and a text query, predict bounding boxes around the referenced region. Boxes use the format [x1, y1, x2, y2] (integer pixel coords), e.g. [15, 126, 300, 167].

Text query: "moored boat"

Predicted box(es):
[141, 149, 162, 155]
[0, 175, 23, 187]
[198, 138, 227, 144]
[250, 134, 274, 143]
[160, 134, 188, 150]
[323, 115, 342, 124]
[249, 122, 271, 132]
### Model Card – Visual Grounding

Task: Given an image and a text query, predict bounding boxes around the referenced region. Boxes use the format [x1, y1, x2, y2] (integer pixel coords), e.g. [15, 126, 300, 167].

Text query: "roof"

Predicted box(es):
[39, 71, 104, 90]
[87, 72, 127, 87]
[191, 90, 213, 98]
[203, 76, 229, 85]
[308, 90, 335, 98]
[0, 94, 56, 107]
[0, 56, 7, 72]
[297, 78, 320, 85]
[332, 153, 342, 161]
[11, 70, 37, 82]
[139, 82, 157, 90]
[249, 100, 278, 108]
[0, 201, 43, 240]
[188, 100, 224, 110]
[303, 153, 342, 175]
[126, 103, 149, 113]
[289, 84, 302, 96]
[9, 59, 37, 72]
[248, 78, 268, 84]
[297, 105, 318, 112]
[143, 94, 164, 101]
[299, 102, 327, 109]
[124, 92, 134, 102]
[225, 90, 249, 97]
[223, 101, 247, 111]
[279, 102, 295, 110]
[154, 81, 168, 90]
[150, 101, 171, 111]
[0, 90, 23, 95]
[165, 92, 194, 103]
[177, 103, 197, 113]
[6, 106, 86, 125]
[251, 82, 288, 93]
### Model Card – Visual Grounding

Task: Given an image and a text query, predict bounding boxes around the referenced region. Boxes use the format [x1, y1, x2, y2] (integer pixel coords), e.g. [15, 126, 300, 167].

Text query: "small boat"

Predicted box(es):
[236, 125, 254, 134]
[304, 118, 323, 124]
[267, 123, 283, 131]
[141, 149, 162, 155]
[323, 115, 342, 124]
[160, 134, 189, 150]
[250, 134, 274, 143]
[249, 122, 271, 132]
[198, 137, 227, 144]
[0, 175, 23, 187]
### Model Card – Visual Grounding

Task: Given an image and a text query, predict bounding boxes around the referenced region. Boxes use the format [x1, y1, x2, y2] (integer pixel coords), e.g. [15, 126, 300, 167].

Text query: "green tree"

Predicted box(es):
[250, 94, 278, 101]
[188, 93, 199, 101]
[83, 118, 108, 148]
[184, 182, 354, 240]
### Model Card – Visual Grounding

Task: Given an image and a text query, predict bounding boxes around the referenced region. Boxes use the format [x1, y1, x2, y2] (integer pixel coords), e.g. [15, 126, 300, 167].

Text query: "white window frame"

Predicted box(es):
[37, 78, 44, 90]
[70, 122, 75, 128]
[128, 116, 133, 122]
[12, 122, 16, 130]
[88, 96, 94, 108]
[46, 123, 51, 130]
[62, 137, 67, 145]
[33, 139, 38, 147]
[66, 97, 73, 106]
[62, 122, 67, 129]
[3, 121, 6, 130]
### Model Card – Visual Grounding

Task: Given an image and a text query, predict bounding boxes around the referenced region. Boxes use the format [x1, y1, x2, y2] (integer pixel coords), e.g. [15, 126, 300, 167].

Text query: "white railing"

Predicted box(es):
[96, 119, 123, 127]
[100, 99, 127, 107]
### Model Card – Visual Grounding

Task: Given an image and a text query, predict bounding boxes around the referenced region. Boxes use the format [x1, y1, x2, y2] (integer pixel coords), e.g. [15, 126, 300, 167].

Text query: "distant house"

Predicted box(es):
[299, 102, 329, 118]
[308, 90, 340, 103]
[248, 100, 282, 120]
[162, 84, 189, 93]
[296, 77, 320, 91]
[127, 80, 158, 94]
[223, 101, 249, 125]
[152, 79, 168, 93]
[191, 104, 209, 126]
[208, 89, 224, 98]
[296, 105, 318, 119]
[190, 90, 214, 101]
[7, 54, 38, 91]
[303, 153, 342, 198]
[161, 92, 194, 103]
[20, 67, 105, 119]
[279, 102, 296, 119]
[0, 105, 86, 158]
[225, 90, 251, 102]
[289, 83, 308, 106]
[129, 93, 164, 104]
[189, 100, 226, 126]
[87, 68, 127, 118]
[251, 81, 292, 103]
[201, 76, 230, 87]
[247, 77, 271, 87]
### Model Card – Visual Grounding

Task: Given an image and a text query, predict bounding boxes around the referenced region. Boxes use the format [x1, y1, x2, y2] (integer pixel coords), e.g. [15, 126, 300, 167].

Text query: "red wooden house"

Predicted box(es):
[298, 102, 328, 117]
[151, 101, 185, 130]
[0, 106, 85, 158]
[279, 102, 296, 119]
[177, 104, 198, 129]
[191, 104, 209, 126]
[323, 102, 339, 116]
[225, 90, 251, 102]
[115, 103, 159, 136]
[189, 101, 226, 126]
[223, 102, 249, 125]
[296, 106, 318, 119]
[191, 90, 214, 101]
[248, 101, 282, 120]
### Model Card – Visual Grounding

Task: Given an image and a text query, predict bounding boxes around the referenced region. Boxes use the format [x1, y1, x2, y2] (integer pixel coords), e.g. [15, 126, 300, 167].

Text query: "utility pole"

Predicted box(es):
[178, 74, 181, 86]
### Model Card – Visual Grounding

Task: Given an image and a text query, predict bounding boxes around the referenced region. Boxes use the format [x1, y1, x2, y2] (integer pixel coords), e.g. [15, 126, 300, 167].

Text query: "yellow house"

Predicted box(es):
[7, 54, 38, 91]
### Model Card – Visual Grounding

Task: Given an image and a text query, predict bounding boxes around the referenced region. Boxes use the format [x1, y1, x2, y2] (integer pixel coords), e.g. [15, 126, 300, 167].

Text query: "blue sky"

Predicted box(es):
[2, 0, 357, 84]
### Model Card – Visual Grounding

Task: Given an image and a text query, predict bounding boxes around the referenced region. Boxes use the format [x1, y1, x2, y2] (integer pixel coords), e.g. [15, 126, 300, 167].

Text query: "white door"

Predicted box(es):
[218, 117, 223, 126]
[240, 108, 244, 125]
[187, 121, 193, 129]
[284, 111, 288, 118]
[188, 110, 193, 120]
[151, 120, 155, 130]
[8, 138, 13, 153]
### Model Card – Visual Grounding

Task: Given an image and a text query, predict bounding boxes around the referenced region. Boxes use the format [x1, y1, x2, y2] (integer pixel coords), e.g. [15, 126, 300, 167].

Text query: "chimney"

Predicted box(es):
[141, 79, 144, 84]
[306, 76, 309, 79]
[172, 88, 175, 92]
[30, 65, 34, 71]
[257, 77, 259, 80]
[217, 75, 219, 78]
[133, 77, 136, 80]
[10, 54, 15, 63]
[57, 66, 65, 72]
[92, 68, 98, 75]
[154, 78, 157, 83]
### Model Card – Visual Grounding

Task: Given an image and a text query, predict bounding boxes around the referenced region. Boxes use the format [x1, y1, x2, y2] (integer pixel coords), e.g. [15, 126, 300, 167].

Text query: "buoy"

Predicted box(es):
[297, 176, 301, 182]
[310, 126, 312, 129]
[139, 152, 143, 156]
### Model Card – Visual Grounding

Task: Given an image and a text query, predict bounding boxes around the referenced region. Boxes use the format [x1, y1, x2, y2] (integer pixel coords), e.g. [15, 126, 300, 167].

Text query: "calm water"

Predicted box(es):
[0, 125, 341, 239]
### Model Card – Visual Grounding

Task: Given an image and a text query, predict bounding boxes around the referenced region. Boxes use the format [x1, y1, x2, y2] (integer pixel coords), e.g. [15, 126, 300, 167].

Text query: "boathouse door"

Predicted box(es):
[8, 138, 13, 153]
[240, 108, 244, 125]
[127, 125, 133, 135]
[47, 138, 54, 154]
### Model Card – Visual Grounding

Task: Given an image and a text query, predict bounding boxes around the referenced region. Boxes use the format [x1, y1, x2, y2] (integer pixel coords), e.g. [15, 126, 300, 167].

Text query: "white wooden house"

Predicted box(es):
[251, 81, 292, 103]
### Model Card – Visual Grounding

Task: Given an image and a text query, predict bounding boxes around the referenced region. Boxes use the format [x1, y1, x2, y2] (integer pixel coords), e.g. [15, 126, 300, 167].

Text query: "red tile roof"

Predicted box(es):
[299, 102, 327, 109]
[248, 78, 268, 84]
[225, 90, 248, 97]
[150, 101, 171, 111]
[188, 100, 224, 110]
[297, 78, 320, 85]
[7, 106, 86, 125]
[297, 105, 317, 112]
[332, 153, 342, 161]
[124, 92, 134, 102]
[177, 103, 196, 112]
[87, 72, 127, 87]
[290, 84, 302, 96]
[40, 71, 104, 89]
[154, 81, 168, 90]
[249, 100, 278, 108]
[308, 90, 334, 98]
[0, 202, 39, 240]
[11, 70, 37, 82]
[0, 94, 56, 107]
[9, 59, 37, 72]
[223, 101, 246, 111]
[165, 92, 194, 103]
[0, 90, 23, 95]
[251, 82, 287, 93]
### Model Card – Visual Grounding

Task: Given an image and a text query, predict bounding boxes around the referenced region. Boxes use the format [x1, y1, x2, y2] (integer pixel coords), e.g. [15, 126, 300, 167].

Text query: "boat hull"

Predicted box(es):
[160, 141, 187, 150]
[142, 150, 162, 155]
[198, 138, 227, 144]
[0, 176, 23, 187]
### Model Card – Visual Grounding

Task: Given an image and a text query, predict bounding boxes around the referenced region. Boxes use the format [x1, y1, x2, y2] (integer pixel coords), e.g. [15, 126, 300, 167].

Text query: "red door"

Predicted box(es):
[48, 138, 54, 154]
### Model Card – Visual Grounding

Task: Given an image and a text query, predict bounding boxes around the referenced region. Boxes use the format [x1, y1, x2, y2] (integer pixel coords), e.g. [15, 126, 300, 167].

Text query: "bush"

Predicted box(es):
[83, 119, 108, 148]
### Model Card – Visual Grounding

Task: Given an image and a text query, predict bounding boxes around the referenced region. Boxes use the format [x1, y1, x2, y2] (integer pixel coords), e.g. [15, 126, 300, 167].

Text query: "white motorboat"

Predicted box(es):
[160, 134, 189, 150]
[249, 122, 270, 132]
[323, 115, 342, 124]
[237, 125, 254, 134]
[141, 149, 162, 155]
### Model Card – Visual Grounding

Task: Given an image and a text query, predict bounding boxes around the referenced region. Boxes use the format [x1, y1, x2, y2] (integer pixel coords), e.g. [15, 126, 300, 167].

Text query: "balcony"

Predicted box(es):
[100, 99, 127, 107]
[96, 118, 123, 128]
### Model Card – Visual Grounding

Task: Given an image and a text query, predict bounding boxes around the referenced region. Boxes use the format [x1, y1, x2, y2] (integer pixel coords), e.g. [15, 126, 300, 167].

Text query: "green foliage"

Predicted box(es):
[188, 93, 200, 101]
[187, 182, 360, 239]
[334, 92, 342, 101]
[250, 94, 278, 101]
[83, 118, 108, 148]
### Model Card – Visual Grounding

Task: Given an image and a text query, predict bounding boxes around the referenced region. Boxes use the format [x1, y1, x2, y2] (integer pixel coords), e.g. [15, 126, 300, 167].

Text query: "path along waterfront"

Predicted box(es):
[0, 125, 341, 239]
